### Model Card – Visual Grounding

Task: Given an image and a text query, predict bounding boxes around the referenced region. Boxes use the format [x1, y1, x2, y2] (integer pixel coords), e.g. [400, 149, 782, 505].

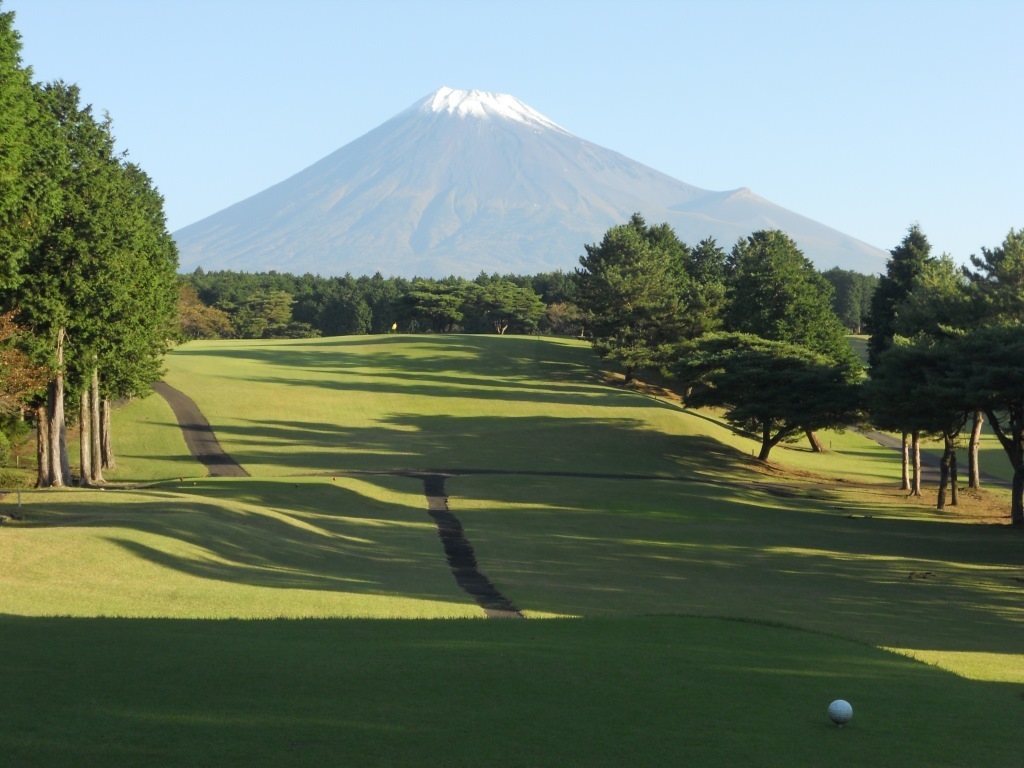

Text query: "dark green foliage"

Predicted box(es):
[891, 254, 973, 338]
[682, 237, 729, 336]
[867, 224, 931, 365]
[574, 214, 694, 381]
[462, 277, 545, 334]
[182, 270, 552, 338]
[956, 325, 1024, 524]
[674, 332, 863, 461]
[0, 22, 180, 485]
[866, 335, 971, 507]
[820, 267, 877, 333]
[0, 10, 61, 291]
[725, 230, 857, 366]
[963, 227, 1024, 323]
[403, 279, 465, 332]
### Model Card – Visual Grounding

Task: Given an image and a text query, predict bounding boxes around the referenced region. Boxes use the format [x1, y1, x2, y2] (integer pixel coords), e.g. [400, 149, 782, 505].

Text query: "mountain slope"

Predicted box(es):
[174, 87, 887, 277]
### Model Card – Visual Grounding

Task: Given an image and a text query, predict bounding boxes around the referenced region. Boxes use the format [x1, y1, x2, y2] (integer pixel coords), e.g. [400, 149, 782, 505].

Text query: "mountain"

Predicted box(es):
[173, 87, 888, 277]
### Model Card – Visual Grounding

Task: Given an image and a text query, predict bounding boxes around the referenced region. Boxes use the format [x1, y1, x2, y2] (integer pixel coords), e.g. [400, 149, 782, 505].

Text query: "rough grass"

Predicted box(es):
[1, 334, 1021, 767]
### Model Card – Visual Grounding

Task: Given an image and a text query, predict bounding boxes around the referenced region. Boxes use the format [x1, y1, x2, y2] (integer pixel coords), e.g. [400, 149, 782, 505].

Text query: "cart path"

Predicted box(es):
[154, 382, 520, 617]
[861, 430, 1011, 489]
[153, 382, 250, 478]
[421, 474, 524, 619]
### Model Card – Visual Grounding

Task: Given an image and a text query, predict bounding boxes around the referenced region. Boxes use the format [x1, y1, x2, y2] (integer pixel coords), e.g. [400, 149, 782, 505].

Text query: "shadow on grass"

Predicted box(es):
[448, 474, 1024, 655]
[3, 614, 1021, 768]
[20, 479, 466, 605]
[171, 335, 652, 409]
[152, 410, 755, 479]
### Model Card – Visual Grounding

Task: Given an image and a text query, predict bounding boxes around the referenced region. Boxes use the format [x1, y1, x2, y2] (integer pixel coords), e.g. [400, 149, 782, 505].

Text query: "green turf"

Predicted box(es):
[2, 615, 1020, 768]
[449, 473, 1023, 681]
[1, 476, 478, 618]
[1, 333, 1021, 767]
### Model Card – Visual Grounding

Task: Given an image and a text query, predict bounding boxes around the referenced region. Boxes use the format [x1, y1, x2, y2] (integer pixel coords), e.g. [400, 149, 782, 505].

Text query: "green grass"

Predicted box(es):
[2, 476, 478, 619]
[3, 615, 1021, 768]
[1, 333, 1021, 766]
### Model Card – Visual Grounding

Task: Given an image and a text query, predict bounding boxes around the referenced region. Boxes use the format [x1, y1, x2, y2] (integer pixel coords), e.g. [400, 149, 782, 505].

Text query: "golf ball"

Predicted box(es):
[828, 699, 853, 725]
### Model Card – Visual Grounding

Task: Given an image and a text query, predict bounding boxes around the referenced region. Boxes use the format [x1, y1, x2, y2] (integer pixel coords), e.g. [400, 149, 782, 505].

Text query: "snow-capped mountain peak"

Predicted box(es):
[421, 86, 572, 134]
[173, 87, 888, 278]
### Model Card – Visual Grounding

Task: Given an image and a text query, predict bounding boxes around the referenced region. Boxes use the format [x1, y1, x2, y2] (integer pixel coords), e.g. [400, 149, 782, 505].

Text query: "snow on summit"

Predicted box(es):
[422, 87, 572, 134]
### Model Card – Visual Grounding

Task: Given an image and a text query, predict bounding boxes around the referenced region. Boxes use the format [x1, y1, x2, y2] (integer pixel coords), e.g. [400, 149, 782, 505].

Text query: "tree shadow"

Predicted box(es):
[21, 479, 469, 606]
[445, 473, 1024, 656]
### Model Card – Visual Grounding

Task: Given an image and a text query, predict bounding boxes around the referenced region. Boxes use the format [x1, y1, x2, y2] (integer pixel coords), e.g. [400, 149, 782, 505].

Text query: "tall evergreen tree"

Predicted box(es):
[725, 230, 856, 366]
[0, 9, 61, 292]
[575, 214, 693, 382]
[867, 224, 931, 365]
[682, 237, 728, 336]
[963, 228, 1024, 323]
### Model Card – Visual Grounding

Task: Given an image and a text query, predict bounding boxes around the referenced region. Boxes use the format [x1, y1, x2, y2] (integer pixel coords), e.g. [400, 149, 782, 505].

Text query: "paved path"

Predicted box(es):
[153, 383, 521, 617]
[421, 474, 524, 619]
[153, 382, 249, 478]
[862, 430, 1011, 490]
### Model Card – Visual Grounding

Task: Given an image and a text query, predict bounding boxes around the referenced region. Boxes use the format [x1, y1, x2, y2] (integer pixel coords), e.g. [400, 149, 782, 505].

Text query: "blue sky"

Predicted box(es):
[5, 0, 1022, 268]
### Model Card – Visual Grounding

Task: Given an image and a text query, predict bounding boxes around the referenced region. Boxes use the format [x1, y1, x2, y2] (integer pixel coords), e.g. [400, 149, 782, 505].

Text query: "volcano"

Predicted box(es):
[173, 87, 887, 277]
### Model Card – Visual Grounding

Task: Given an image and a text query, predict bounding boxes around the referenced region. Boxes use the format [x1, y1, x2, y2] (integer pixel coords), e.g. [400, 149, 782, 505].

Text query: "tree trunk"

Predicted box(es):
[950, 438, 959, 507]
[35, 404, 50, 488]
[900, 432, 910, 490]
[937, 433, 956, 509]
[46, 328, 71, 488]
[79, 388, 92, 487]
[984, 406, 1024, 525]
[89, 368, 104, 484]
[1012, 466, 1024, 526]
[968, 410, 983, 489]
[911, 430, 922, 497]
[805, 429, 824, 453]
[101, 398, 115, 470]
[758, 423, 775, 461]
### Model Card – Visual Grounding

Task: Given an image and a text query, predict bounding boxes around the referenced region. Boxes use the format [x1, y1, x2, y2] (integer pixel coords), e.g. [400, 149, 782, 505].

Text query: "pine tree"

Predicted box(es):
[725, 230, 856, 367]
[867, 224, 931, 366]
[575, 214, 693, 382]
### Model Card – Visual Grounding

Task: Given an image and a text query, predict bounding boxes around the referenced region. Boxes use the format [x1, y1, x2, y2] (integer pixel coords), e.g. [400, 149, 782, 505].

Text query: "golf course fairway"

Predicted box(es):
[1, 334, 1020, 767]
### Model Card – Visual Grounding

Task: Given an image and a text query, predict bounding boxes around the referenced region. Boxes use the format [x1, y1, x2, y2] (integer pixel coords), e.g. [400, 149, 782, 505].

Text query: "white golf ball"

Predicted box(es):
[828, 699, 853, 725]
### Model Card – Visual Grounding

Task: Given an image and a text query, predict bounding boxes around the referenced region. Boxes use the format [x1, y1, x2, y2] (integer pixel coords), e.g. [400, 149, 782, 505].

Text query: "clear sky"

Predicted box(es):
[5, 0, 1021, 268]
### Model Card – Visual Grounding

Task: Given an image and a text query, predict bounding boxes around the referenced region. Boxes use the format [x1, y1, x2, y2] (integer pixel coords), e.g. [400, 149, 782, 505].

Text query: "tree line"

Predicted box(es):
[177, 260, 872, 344]
[571, 214, 1024, 525]
[178, 270, 579, 340]
[0, 8, 178, 487]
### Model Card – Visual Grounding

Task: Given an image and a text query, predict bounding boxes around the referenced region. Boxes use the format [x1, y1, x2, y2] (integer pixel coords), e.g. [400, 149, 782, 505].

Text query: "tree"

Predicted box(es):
[404, 279, 465, 332]
[867, 224, 931, 365]
[892, 254, 973, 339]
[821, 267, 877, 333]
[178, 283, 232, 339]
[725, 230, 857, 366]
[0, 9, 61, 291]
[890, 254, 985, 489]
[0, 310, 47, 415]
[867, 335, 971, 508]
[681, 237, 728, 336]
[10, 84, 179, 485]
[673, 333, 862, 462]
[964, 228, 1024, 323]
[958, 325, 1024, 525]
[462, 278, 545, 335]
[575, 214, 693, 382]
